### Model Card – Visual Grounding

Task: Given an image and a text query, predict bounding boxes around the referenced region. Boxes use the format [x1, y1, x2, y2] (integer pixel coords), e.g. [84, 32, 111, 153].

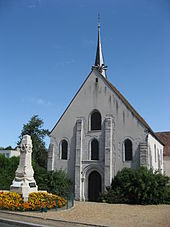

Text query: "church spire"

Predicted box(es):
[92, 15, 107, 78]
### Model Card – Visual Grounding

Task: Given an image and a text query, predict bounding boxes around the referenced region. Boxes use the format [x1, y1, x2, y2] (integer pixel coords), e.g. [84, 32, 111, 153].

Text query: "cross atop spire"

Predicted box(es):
[98, 13, 100, 26]
[92, 15, 107, 78]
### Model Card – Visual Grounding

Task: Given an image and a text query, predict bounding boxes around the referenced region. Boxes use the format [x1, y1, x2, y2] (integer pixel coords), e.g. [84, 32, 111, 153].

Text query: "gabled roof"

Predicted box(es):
[155, 132, 170, 156]
[50, 71, 92, 134]
[50, 69, 164, 146]
[99, 71, 164, 146]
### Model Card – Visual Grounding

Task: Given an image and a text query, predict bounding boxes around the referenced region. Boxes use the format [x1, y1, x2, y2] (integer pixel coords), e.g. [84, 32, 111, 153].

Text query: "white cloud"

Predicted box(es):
[28, 4, 36, 8]
[22, 96, 54, 107]
[56, 59, 75, 67]
[83, 39, 95, 46]
[25, 0, 41, 9]
[37, 98, 45, 105]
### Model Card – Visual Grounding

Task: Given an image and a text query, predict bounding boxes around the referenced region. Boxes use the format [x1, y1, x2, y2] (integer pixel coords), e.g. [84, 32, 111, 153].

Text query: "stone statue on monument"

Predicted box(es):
[10, 135, 38, 201]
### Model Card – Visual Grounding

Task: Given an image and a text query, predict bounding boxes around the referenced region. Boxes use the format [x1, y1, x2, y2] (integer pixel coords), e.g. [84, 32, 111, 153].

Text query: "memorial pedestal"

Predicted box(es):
[10, 135, 38, 201]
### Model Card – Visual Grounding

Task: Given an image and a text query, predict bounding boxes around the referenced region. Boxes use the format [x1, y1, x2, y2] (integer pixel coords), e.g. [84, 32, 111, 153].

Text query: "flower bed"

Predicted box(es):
[0, 191, 66, 211]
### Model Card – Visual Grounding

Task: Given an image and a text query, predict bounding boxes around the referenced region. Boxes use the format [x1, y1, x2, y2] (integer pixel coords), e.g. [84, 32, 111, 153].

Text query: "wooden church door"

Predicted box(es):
[88, 171, 101, 201]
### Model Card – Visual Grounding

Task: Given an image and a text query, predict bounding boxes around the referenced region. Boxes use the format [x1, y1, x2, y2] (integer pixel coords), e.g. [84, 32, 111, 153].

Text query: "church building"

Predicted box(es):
[47, 22, 164, 201]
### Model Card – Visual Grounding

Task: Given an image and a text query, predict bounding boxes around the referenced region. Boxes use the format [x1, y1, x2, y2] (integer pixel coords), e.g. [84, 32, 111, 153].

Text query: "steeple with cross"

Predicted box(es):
[92, 15, 107, 78]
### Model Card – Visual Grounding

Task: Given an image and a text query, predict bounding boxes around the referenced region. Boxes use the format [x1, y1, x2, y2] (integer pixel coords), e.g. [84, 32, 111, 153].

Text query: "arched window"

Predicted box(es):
[91, 139, 99, 160]
[124, 139, 132, 161]
[90, 110, 101, 130]
[61, 140, 68, 160]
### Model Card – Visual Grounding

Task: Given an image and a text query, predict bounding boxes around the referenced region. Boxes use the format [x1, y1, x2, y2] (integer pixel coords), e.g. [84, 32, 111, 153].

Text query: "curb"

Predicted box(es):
[46, 217, 110, 227]
[0, 217, 49, 227]
[0, 210, 110, 227]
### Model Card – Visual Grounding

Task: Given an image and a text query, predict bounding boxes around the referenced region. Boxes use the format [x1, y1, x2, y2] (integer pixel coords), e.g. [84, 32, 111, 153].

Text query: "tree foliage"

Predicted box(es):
[18, 115, 49, 168]
[0, 146, 14, 150]
[0, 154, 20, 190]
[0, 115, 72, 196]
[0, 155, 72, 196]
[100, 167, 170, 205]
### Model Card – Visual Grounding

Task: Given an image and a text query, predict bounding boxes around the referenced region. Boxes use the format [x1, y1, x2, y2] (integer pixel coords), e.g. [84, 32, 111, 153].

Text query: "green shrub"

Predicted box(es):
[33, 161, 72, 196]
[46, 170, 72, 196]
[0, 154, 20, 190]
[33, 162, 49, 190]
[0, 155, 72, 196]
[101, 167, 170, 205]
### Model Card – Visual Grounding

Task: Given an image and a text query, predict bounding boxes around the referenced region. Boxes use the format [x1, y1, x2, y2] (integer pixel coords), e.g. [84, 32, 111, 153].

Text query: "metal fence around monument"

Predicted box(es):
[0, 189, 74, 212]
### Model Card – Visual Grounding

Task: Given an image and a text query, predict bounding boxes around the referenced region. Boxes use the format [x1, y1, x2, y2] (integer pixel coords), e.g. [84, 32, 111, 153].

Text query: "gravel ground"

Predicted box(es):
[47, 201, 170, 227]
[1, 201, 170, 227]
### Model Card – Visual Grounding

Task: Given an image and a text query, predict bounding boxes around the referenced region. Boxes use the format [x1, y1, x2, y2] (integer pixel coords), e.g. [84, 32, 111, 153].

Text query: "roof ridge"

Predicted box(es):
[155, 131, 170, 134]
[93, 69, 164, 146]
[50, 68, 164, 146]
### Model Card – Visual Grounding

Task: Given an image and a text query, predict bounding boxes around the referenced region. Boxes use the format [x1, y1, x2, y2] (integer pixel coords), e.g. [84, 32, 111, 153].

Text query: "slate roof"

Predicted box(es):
[155, 132, 170, 156]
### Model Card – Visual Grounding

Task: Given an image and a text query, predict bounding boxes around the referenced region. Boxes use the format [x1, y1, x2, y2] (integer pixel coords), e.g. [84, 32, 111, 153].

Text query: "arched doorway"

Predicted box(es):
[88, 171, 101, 201]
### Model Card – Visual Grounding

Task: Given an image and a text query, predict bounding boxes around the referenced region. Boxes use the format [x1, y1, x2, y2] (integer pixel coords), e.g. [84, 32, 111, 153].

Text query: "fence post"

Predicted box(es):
[72, 193, 74, 207]
[21, 195, 23, 212]
[2, 195, 3, 209]
[14, 196, 16, 211]
[40, 199, 42, 212]
[56, 197, 58, 211]
[67, 195, 69, 209]
[60, 195, 63, 207]
[44, 196, 47, 212]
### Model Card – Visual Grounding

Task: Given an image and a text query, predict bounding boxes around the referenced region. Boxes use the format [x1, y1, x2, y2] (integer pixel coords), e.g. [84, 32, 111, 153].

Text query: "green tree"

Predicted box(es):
[18, 115, 49, 168]
[0, 146, 14, 150]
[33, 161, 48, 190]
[0, 116, 73, 195]
[4, 146, 14, 150]
[0, 154, 20, 189]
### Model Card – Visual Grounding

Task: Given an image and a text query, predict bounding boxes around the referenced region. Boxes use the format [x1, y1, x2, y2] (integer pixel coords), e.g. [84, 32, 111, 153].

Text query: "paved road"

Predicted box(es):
[0, 216, 89, 227]
[0, 220, 87, 227]
[0, 222, 18, 227]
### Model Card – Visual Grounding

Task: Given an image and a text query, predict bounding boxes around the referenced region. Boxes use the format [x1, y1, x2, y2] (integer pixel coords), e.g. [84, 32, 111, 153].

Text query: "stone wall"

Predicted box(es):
[139, 142, 148, 167]
[48, 70, 149, 200]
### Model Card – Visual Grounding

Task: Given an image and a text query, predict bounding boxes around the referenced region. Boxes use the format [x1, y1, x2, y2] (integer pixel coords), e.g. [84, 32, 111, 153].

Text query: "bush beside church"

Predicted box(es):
[100, 167, 170, 205]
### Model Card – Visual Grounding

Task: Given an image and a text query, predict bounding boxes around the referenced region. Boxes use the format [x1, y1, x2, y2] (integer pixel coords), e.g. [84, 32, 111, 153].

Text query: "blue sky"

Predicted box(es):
[0, 0, 170, 148]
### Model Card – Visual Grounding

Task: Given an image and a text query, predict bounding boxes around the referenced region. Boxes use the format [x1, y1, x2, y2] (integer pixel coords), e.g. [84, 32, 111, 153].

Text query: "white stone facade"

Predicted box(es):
[147, 133, 164, 173]
[155, 131, 170, 177]
[0, 149, 20, 158]
[47, 69, 164, 201]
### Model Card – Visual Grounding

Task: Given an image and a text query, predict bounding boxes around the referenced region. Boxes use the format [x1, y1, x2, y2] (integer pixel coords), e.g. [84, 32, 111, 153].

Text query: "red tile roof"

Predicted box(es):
[155, 132, 170, 156]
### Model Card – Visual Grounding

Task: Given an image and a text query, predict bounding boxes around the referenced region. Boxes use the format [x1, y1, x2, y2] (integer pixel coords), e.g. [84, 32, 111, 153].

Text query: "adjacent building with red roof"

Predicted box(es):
[155, 132, 170, 177]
